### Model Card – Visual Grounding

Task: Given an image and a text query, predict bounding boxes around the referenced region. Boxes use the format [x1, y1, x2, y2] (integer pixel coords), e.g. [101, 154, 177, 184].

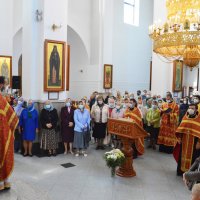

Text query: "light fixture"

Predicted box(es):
[149, 0, 200, 71]
[52, 24, 62, 31]
[36, 10, 43, 22]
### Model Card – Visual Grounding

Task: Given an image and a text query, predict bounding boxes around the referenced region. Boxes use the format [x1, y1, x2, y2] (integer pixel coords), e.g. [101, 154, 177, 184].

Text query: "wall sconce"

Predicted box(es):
[52, 24, 62, 31]
[36, 10, 43, 22]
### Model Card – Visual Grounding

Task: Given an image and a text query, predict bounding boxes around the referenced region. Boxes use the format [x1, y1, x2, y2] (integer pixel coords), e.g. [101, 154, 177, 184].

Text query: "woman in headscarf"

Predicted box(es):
[13, 97, 24, 153]
[40, 100, 58, 156]
[61, 98, 75, 155]
[111, 99, 124, 148]
[19, 99, 39, 157]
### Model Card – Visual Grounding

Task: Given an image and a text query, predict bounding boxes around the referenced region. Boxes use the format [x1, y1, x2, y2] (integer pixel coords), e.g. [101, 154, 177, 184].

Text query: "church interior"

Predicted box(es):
[1, 0, 200, 199]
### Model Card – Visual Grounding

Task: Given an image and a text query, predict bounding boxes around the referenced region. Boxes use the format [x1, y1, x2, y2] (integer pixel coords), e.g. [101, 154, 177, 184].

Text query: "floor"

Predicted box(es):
[1, 144, 191, 200]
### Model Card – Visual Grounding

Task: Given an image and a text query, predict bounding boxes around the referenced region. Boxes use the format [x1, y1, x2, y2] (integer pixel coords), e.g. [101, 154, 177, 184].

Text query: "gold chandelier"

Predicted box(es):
[149, 0, 200, 70]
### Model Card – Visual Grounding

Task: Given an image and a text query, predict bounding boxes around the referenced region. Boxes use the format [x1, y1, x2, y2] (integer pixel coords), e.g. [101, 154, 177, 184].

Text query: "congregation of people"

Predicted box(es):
[2, 76, 200, 197]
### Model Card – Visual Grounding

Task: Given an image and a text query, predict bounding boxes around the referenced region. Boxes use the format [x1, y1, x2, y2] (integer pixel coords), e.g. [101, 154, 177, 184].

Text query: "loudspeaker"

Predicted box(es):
[12, 76, 21, 89]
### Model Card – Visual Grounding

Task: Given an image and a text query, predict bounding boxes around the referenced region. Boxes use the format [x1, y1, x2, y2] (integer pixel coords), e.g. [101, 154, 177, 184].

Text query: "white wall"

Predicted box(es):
[68, 0, 91, 60]
[13, 28, 22, 75]
[68, 0, 100, 99]
[183, 67, 199, 90]
[13, 0, 23, 36]
[151, 0, 173, 96]
[0, 0, 13, 55]
[0, 0, 159, 100]
[112, 0, 153, 94]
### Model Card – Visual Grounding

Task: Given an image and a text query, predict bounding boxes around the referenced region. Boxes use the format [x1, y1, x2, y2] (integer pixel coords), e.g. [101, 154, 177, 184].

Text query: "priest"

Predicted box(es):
[157, 92, 179, 153]
[0, 76, 19, 191]
[174, 104, 200, 176]
[124, 98, 144, 158]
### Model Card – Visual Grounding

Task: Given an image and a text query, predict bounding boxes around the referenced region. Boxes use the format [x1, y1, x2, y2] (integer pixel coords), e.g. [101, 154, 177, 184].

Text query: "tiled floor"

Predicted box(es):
[1, 145, 191, 200]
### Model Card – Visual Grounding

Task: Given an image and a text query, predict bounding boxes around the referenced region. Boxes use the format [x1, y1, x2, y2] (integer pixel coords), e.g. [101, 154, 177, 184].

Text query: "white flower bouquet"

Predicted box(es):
[104, 149, 125, 177]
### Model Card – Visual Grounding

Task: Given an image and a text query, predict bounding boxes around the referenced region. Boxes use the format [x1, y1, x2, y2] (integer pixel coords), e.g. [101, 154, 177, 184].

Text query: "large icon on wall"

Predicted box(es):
[44, 39, 66, 92]
[103, 64, 113, 89]
[0, 55, 12, 87]
[173, 60, 183, 92]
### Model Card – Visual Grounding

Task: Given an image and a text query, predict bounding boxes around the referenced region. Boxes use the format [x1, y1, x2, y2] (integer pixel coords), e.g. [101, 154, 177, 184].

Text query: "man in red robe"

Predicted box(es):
[174, 104, 200, 176]
[124, 98, 145, 157]
[157, 92, 179, 154]
[0, 76, 19, 191]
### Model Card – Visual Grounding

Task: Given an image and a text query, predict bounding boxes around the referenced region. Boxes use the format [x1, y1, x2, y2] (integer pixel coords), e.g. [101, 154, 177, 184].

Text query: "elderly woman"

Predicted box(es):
[111, 99, 124, 148]
[61, 98, 75, 155]
[73, 101, 91, 157]
[13, 97, 24, 153]
[91, 95, 109, 150]
[19, 100, 39, 157]
[40, 100, 58, 156]
[111, 99, 124, 119]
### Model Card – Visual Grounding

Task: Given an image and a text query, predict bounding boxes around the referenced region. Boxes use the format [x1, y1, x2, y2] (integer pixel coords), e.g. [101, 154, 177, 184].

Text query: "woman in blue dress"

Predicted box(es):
[19, 100, 39, 157]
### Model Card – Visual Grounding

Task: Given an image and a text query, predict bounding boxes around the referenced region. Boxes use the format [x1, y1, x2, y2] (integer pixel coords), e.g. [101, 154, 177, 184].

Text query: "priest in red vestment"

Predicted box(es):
[157, 92, 179, 154]
[0, 77, 19, 191]
[124, 98, 145, 158]
[174, 104, 200, 176]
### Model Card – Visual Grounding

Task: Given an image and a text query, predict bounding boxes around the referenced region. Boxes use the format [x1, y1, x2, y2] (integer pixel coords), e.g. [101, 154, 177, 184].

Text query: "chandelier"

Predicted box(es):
[149, 0, 200, 70]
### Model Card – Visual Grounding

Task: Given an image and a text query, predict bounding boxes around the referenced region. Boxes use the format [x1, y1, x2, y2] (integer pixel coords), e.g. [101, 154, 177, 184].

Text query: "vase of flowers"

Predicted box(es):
[104, 149, 125, 177]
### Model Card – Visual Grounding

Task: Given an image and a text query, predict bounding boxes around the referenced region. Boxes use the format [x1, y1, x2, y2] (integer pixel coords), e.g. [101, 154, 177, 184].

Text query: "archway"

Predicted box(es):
[67, 25, 90, 99]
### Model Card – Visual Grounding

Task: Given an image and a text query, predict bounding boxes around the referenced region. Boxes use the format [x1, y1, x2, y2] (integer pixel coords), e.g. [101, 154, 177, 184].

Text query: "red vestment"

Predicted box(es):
[0, 94, 19, 181]
[124, 107, 145, 155]
[175, 113, 200, 172]
[157, 101, 179, 147]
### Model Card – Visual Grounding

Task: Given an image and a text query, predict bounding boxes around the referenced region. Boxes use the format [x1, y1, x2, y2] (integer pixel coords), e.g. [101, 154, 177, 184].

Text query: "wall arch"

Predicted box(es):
[67, 25, 91, 99]
[13, 27, 23, 76]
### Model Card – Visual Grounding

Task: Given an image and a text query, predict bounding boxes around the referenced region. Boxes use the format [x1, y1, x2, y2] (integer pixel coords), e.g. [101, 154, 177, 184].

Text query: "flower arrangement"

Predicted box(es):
[104, 149, 125, 177]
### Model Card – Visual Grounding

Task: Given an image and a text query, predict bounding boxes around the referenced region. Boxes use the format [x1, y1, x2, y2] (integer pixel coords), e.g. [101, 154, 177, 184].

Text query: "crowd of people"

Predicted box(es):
[1, 75, 200, 196]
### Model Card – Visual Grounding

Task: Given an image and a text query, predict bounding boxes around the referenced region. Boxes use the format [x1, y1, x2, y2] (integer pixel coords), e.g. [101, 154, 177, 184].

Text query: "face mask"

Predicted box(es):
[158, 103, 162, 108]
[147, 95, 150, 98]
[116, 105, 121, 110]
[45, 105, 51, 110]
[188, 109, 195, 116]
[79, 105, 84, 110]
[28, 104, 33, 109]
[66, 102, 71, 107]
[152, 105, 158, 110]
[109, 103, 115, 108]
[194, 99, 199, 104]
[98, 100, 103, 105]
[183, 100, 187, 104]
[123, 104, 127, 109]
[129, 103, 135, 109]
[166, 100, 171, 103]
[18, 101, 23, 105]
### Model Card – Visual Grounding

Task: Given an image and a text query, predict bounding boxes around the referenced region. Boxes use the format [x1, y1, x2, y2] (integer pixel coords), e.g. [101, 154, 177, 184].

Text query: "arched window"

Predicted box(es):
[124, 0, 140, 26]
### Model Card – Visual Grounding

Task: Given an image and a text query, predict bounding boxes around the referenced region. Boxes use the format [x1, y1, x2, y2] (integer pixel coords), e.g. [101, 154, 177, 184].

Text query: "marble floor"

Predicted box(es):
[1, 144, 191, 200]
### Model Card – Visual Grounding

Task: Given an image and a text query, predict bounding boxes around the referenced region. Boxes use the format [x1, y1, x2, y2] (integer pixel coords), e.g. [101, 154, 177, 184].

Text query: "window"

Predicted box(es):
[124, 0, 139, 26]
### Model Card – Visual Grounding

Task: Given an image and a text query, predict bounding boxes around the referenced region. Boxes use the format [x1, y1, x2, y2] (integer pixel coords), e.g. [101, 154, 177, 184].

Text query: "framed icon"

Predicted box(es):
[44, 40, 66, 92]
[103, 64, 113, 89]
